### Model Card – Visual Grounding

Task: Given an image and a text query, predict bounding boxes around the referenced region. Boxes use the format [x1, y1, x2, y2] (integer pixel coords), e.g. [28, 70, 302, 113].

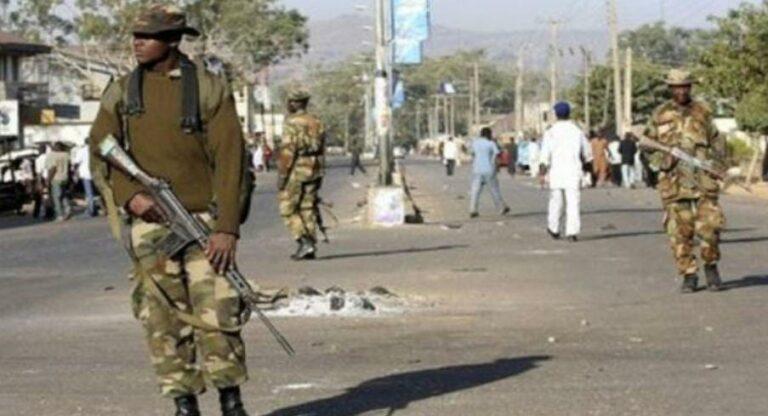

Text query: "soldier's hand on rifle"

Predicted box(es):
[206, 233, 237, 274]
[127, 192, 165, 223]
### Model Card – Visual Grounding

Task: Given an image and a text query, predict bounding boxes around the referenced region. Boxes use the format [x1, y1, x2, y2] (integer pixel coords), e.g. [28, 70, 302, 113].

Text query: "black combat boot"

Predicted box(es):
[219, 386, 249, 416]
[291, 237, 316, 261]
[704, 264, 723, 292]
[174, 395, 201, 416]
[681, 274, 699, 294]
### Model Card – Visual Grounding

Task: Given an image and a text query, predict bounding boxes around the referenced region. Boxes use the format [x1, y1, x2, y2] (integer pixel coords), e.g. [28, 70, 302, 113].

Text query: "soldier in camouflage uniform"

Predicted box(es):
[644, 69, 726, 293]
[88, 5, 251, 416]
[277, 88, 326, 260]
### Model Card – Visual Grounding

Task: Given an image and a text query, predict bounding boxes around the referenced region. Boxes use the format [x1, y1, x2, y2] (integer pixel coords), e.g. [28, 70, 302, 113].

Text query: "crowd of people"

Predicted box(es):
[0, 141, 100, 222]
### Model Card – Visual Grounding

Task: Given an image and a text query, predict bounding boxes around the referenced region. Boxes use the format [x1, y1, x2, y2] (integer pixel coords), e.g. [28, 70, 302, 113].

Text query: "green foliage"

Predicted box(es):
[735, 87, 768, 134]
[302, 58, 368, 148]
[567, 61, 669, 131]
[188, 0, 309, 72]
[727, 137, 755, 166]
[619, 22, 712, 67]
[6, 0, 75, 45]
[698, 2, 768, 112]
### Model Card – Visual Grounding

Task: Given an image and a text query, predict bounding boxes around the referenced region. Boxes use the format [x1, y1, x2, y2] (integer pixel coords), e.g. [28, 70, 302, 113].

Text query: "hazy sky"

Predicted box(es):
[281, 0, 756, 32]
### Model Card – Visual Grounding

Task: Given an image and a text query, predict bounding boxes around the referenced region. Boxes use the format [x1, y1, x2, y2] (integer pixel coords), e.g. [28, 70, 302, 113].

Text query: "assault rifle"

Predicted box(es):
[99, 135, 295, 356]
[638, 137, 725, 180]
[639, 137, 750, 193]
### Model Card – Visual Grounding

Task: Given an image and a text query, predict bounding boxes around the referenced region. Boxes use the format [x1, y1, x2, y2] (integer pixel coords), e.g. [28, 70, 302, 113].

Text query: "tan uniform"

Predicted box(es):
[277, 110, 326, 241]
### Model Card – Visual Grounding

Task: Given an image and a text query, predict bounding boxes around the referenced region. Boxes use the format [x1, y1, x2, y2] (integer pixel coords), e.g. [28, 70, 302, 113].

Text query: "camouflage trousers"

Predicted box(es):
[129, 218, 248, 398]
[278, 179, 320, 241]
[663, 198, 725, 277]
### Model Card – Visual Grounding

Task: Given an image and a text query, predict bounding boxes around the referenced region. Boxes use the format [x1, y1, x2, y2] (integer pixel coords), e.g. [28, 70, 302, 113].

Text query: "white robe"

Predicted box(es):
[540, 121, 593, 190]
[540, 121, 593, 237]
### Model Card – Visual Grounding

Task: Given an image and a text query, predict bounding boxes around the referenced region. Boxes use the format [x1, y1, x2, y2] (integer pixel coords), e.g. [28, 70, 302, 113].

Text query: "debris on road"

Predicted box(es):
[547, 336, 557, 344]
[265, 286, 407, 317]
[704, 364, 719, 370]
[440, 223, 463, 230]
[629, 337, 644, 343]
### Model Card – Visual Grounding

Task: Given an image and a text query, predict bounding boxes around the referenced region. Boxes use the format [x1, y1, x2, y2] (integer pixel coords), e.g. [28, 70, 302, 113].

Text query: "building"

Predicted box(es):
[0, 32, 51, 149]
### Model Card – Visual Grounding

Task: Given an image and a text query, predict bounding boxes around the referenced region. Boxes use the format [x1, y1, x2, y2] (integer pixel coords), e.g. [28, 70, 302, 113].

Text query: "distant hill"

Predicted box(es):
[275, 15, 611, 81]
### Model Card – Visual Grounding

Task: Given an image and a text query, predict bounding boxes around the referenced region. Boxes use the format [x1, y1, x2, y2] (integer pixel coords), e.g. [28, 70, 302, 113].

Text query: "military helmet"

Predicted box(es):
[665, 69, 694, 86]
[286, 85, 311, 102]
[132, 4, 200, 37]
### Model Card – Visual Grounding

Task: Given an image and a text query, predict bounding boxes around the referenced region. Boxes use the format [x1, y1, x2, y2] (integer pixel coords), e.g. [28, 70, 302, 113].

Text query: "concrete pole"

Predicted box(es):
[374, 0, 392, 185]
[515, 46, 526, 137]
[549, 20, 561, 107]
[582, 47, 591, 133]
[624, 47, 633, 134]
[449, 96, 456, 137]
[608, 0, 624, 137]
[473, 62, 481, 125]
[363, 74, 372, 150]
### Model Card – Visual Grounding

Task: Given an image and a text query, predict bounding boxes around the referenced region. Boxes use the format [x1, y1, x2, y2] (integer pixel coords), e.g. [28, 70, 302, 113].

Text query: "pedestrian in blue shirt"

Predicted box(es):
[469, 127, 511, 218]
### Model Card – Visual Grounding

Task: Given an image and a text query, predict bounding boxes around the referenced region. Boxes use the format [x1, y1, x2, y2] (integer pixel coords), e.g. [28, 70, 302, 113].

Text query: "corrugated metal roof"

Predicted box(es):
[0, 32, 51, 55]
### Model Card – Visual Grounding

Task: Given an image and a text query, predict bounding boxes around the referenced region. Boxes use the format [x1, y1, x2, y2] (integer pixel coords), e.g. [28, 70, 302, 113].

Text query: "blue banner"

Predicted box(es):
[392, 0, 430, 41]
[393, 39, 423, 65]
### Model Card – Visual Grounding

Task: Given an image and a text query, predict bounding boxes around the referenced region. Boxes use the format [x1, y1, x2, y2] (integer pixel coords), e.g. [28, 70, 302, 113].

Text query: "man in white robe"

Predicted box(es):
[539, 102, 593, 242]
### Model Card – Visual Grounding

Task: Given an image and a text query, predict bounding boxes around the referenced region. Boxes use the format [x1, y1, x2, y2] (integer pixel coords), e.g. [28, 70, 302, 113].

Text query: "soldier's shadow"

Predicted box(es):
[722, 275, 768, 291]
[263, 355, 551, 416]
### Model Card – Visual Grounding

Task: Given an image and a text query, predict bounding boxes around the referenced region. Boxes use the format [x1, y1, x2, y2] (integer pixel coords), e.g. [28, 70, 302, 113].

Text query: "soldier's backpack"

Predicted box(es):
[103, 54, 255, 225]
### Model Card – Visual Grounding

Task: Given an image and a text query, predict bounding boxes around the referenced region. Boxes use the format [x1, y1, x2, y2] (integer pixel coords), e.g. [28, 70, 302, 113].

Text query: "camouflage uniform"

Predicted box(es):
[645, 90, 726, 278]
[88, 5, 249, 400]
[277, 91, 326, 243]
[130, 216, 248, 398]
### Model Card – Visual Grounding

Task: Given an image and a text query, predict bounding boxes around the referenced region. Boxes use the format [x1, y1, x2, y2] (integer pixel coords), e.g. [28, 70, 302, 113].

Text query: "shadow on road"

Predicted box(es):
[320, 244, 468, 261]
[721, 236, 768, 245]
[582, 227, 756, 242]
[264, 356, 552, 416]
[723, 275, 768, 290]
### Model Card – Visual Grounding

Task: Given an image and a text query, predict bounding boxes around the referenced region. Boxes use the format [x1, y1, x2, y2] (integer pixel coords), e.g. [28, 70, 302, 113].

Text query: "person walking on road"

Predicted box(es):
[643, 69, 726, 293]
[73, 140, 99, 217]
[45, 141, 72, 222]
[277, 87, 326, 261]
[608, 137, 622, 186]
[349, 139, 367, 176]
[619, 133, 639, 188]
[443, 136, 459, 176]
[88, 5, 252, 415]
[469, 127, 510, 218]
[539, 102, 593, 242]
[590, 132, 610, 186]
[505, 137, 518, 176]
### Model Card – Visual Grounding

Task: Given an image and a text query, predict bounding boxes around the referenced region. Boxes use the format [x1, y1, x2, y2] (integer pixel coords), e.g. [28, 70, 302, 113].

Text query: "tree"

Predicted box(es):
[567, 61, 668, 131]
[188, 0, 309, 78]
[6, 0, 74, 45]
[619, 22, 712, 68]
[698, 2, 768, 118]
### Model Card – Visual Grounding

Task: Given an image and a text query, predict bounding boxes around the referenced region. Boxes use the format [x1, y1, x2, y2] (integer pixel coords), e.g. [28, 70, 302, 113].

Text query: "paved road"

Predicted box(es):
[1, 158, 767, 415]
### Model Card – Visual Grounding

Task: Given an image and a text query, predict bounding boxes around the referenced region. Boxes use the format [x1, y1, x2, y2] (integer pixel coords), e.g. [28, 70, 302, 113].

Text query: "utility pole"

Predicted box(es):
[473, 62, 481, 125]
[443, 95, 449, 136]
[449, 96, 456, 137]
[515, 45, 527, 137]
[468, 71, 476, 130]
[434, 95, 441, 135]
[374, 0, 392, 185]
[608, 0, 624, 137]
[415, 101, 422, 139]
[548, 20, 562, 107]
[581, 47, 592, 133]
[363, 73, 372, 150]
[624, 47, 633, 134]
